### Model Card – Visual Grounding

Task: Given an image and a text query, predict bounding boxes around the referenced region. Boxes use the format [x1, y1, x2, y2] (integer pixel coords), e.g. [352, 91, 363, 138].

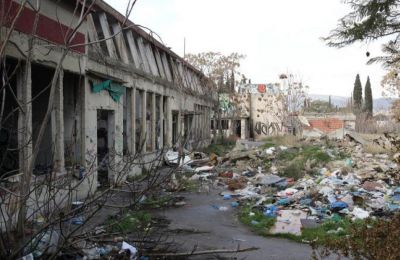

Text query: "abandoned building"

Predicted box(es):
[0, 0, 216, 194]
[215, 83, 286, 140]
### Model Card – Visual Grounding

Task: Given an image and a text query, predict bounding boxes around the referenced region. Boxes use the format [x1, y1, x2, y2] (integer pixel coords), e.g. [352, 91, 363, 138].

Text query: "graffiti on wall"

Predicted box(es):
[237, 83, 280, 94]
[254, 121, 283, 136]
[219, 94, 233, 113]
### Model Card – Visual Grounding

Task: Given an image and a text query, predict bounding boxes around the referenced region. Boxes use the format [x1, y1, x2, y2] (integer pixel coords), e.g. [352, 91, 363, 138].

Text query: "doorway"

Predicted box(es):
[97, 110, 114, 187]
[235, 120, 241, 138]
[172, 111, 178, 146]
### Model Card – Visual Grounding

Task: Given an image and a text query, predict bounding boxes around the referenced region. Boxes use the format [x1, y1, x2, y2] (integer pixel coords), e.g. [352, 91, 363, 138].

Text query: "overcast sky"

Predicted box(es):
[105, 0, 389, 98]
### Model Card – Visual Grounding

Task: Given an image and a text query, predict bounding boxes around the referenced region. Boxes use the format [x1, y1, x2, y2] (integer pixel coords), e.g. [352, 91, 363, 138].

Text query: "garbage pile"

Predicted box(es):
[180, 135, 400, 236]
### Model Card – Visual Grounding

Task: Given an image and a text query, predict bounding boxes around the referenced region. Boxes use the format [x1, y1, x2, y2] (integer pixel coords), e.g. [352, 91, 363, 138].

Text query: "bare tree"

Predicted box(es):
[186, 52, 246, 142]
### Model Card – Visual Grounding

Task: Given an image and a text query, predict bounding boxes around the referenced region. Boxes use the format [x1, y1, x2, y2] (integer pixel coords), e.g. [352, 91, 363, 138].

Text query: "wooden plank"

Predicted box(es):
[161, 52, 173, 82]
[144, 42, 160, 77]
[137, 37, 151, 74]
[125, 30, 142, 70]
[86, 14, 102, 52]
[111, 23, 129, 64]
[177, 62, 186, 88]
[154, 49, 166, 79]
[98, 12, 118, 59]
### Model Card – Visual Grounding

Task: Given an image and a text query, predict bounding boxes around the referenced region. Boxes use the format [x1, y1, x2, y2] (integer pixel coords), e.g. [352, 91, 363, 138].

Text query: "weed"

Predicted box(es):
[277, 145, 334, 180]
[202, 142, 235, 156]
[238, 204, 276, 236]
[283, 158, 306, 180]
[363, 143, 390, 154]
[261, 135, 298, 149]
[142, 195, 173, 209]
[313, 216, 400, 259]
[107, 211, 152, 233]
[238, 205, 361, 246]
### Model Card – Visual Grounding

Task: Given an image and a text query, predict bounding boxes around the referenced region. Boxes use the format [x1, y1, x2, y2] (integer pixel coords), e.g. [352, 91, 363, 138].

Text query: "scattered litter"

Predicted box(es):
[300, 219, 321, 229]
[270, 210, 307, 235]
[70, 216, 84, 225]
[223, 194, 232, 200]
[164, 150, 191, 165]
[212, 205, 228, 211]
[231, 201, 239, 207]
[184, 134, 400, 238]
[121, 241, 137, 259]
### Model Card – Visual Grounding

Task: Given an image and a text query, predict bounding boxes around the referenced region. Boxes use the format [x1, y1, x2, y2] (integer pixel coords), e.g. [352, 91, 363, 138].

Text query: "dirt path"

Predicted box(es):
[156, 186, 314, 260]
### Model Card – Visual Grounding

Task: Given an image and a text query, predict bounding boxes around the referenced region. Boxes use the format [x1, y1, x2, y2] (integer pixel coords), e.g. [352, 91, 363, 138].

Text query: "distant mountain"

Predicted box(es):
[308, 94, 395, 112]
[374, 97, 395, 111]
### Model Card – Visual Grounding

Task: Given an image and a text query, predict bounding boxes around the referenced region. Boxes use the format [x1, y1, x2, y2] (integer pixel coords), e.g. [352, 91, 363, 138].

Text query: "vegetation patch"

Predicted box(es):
[239, 205, 361, 245]
[276, 145, 337, 180]
[141, 195, 173, 209]
[314, 214, 400, 259]
[202, 141, 235, 156]
[261, 135, 298, 149]
[106, 210, 152, 233]
[238, 204, 276, 236]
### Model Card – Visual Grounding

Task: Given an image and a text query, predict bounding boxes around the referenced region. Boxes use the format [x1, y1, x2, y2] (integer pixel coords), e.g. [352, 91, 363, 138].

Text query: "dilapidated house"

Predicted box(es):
[214, 83, 286, 140]
[0, 0, 216, 195]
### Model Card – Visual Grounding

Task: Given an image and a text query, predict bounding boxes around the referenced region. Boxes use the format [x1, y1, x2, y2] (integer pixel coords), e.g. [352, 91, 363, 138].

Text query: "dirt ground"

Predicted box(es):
[155, 186, 314, 260]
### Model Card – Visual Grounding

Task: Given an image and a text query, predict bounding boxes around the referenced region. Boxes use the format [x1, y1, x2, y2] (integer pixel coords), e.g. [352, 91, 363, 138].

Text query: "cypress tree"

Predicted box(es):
[364, 76, 373, 114]
[353, 74, 363, 112]
[230, 70, 235, 91]
[328, 95, 332, 110]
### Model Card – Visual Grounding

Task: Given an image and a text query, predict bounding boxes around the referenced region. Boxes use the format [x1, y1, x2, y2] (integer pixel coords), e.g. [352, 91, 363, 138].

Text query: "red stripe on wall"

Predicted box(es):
[1, 0, 85, 53]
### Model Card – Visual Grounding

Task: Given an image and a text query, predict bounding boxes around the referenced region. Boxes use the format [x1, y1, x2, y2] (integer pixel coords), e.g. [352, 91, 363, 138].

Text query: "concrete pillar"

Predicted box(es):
[151, 93, 156, 151]
[177, 110, 182, 142]
[241, 118, 246, 139]
[159, 95, 164, 149]
[82, 75, 98, 194]
[201, 106, 205, 139]
[141, 90, 147, 153]
[165, 96, 172, 147]
[51, 69, 65, 173]
[130, 87, 136, 154]
[17, 62, 32, 174]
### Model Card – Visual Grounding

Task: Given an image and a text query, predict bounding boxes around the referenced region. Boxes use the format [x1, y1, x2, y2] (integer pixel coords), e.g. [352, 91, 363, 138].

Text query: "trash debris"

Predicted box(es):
[70, 216, 85, 225]
[231, 201, 239, 207]
[270, 210, 307, 235]
[186, 133, 400, 239]
[121, 241, 137, 259]
[19, 253, 34, 260]
[164, 150, 191, 165]
[26, 230, 60, 257]
[212, 205, 229, 211]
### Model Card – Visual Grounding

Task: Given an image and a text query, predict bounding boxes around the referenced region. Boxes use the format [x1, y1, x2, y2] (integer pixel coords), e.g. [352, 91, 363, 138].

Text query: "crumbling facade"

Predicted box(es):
[0, 0, 216, 194]
[214, 83, 285, 140]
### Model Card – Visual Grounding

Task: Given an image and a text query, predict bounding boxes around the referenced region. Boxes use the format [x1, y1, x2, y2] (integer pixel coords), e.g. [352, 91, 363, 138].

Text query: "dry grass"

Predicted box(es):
[261, 135, 298, 148]
[363, 143, 391, 154]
